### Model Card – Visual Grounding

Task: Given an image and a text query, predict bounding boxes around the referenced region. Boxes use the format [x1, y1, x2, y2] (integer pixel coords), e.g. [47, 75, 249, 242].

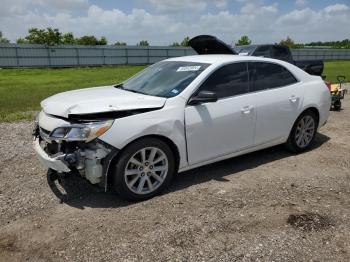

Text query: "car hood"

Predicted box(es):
[41, 85, 167, 118]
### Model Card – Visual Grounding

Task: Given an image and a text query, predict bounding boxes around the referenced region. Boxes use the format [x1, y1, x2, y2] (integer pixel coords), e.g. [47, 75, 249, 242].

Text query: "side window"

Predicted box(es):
[249, 62, 297, 92]
[254, 46, 271, 58]
[198, 63, 249, 99]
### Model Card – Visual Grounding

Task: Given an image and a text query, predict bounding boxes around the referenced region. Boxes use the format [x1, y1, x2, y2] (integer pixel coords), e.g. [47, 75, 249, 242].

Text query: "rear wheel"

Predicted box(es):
[112, 138, 175, 201]
[333, 100, 341, 111]
[285, 110, 318, 153]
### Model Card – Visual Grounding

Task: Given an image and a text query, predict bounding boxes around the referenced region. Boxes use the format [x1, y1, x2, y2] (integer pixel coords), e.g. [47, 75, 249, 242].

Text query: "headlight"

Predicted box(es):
[49, 120, 114, 142]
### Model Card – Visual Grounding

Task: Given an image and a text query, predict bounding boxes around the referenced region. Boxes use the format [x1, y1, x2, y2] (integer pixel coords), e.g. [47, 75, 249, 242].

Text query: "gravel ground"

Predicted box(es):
[1, 94, 350, 262]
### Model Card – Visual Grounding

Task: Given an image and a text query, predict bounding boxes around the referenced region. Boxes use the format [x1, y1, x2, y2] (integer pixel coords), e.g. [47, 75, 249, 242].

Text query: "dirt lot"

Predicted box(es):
[1, 95, 350, 262]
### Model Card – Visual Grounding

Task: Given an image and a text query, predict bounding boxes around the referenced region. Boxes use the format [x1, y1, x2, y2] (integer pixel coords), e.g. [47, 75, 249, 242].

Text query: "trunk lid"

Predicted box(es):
[189, 35, 237, 55]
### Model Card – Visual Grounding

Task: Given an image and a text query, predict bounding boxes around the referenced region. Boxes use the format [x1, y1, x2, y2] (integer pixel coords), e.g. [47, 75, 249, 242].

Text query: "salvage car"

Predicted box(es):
[34, 45, 331, 200]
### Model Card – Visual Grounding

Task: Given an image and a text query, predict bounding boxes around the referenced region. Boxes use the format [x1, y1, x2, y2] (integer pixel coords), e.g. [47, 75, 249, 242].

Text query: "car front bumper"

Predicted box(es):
[33, 138, 71, 173]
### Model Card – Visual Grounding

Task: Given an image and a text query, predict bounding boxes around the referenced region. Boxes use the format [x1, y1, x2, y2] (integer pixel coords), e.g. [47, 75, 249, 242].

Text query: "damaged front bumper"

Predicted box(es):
[33, 117, 119, 189]
[34, 138, 71, 173]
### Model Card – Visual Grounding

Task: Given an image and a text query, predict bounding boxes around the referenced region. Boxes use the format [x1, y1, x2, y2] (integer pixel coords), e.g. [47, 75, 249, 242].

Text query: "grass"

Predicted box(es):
[0, 66, 146, 122]
[323, 60, 350, 83]
[0, 61, 349, 122]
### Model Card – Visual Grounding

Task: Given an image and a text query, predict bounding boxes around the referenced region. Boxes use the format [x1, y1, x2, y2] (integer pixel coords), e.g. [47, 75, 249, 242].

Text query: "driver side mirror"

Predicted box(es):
[188, 90, 218, 105]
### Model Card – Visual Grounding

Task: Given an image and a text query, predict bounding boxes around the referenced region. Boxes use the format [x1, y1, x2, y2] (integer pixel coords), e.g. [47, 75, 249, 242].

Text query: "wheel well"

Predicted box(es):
[303, 107, 320, 127]
[111, 134, 180, 169]
[105, 135, 181, 190]
[145, 135, 181, 172]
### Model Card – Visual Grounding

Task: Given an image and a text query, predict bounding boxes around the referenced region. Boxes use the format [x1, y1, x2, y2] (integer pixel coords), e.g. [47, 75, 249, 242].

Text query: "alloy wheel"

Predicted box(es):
[124, 147, 169, 195]
[295, 115, 315, 148]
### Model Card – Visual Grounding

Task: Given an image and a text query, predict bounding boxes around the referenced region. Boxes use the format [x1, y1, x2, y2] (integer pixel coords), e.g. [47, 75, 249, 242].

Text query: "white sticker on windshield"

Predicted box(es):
[239, 52, 249, 56]
[176, 66, 201, 72]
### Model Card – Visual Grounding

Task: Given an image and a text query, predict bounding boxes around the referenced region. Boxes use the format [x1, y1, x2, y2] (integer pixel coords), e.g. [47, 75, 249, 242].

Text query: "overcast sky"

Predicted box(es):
[1, 0, 349, 45]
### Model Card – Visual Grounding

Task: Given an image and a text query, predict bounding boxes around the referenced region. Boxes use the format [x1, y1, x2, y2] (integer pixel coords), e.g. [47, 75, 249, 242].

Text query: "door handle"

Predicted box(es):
[289, 95, 298, 103]
[241, 105, 253, 114]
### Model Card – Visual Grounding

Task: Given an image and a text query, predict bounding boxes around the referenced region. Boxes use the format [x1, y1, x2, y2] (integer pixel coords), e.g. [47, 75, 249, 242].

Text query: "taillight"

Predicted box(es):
[324, 81, 332, 91]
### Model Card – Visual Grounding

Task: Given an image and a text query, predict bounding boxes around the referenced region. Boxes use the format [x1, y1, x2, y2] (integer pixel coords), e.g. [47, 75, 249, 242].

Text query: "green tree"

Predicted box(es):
[76, 35, 107, 45]
[279, 36, 295, 48]
[24, 28, 47, 44]
[170, 42, 181, 47]
[16, 38, 28, 44]
[24, 27, 62, 45]
[0, 31, 10, 43]
[114, 41, 127, 46]
[62, 32, 75, 45]
[99, 36, 107, 45]
[279, 36, 305, 49]
[305, 39, 350, 49]
[235, 35, 252, 46]
[137, 40, 149, 46]
[181, 36, 190, 47]
[76, 35, 97, 45]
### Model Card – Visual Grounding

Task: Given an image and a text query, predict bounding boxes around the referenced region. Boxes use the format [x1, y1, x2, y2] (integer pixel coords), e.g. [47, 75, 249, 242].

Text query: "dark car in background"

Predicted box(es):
[233, 44, 324, 76]
[189, 35, 324, 77]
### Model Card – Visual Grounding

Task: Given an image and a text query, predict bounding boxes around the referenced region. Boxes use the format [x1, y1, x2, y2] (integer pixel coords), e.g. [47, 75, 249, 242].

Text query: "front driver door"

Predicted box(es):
[185, 62, 256, 165]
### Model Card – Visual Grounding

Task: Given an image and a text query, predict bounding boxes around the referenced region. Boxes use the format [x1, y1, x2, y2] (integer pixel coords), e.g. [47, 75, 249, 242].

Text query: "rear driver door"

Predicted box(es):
[248, 62, 303, 145]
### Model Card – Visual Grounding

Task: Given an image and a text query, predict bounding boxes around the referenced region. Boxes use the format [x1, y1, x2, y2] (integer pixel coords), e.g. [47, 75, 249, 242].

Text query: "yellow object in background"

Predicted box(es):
[331, 84, 340, 92]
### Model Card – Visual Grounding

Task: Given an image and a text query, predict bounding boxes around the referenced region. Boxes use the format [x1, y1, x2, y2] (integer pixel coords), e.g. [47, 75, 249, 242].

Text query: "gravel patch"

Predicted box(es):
[1, 96, 350, 261]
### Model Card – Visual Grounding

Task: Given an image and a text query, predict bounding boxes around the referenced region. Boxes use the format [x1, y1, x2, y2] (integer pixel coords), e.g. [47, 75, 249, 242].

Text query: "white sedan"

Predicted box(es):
[34, 54, 331, 200]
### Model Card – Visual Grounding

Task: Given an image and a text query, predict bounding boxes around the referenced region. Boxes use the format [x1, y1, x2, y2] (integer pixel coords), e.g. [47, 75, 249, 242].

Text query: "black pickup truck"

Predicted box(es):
[189, 35, 324, 76]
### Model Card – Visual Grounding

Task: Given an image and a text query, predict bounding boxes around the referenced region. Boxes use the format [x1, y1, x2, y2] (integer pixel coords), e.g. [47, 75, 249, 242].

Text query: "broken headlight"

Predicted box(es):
[49, 120, 114, 142]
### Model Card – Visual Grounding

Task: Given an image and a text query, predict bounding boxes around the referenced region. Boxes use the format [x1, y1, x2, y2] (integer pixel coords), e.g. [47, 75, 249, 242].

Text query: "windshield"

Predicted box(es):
[120, 61, 210, 98]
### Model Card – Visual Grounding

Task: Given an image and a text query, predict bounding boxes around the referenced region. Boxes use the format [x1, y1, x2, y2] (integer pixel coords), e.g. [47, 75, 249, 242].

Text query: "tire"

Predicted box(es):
[333, 100, 341, 111]
[112, 137, 175, 201]
[285, 110, 318, 153]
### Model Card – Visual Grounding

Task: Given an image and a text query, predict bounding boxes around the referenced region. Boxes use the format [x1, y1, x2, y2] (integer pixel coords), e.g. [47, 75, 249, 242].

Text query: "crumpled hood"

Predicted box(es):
[41, 85, 167, 118]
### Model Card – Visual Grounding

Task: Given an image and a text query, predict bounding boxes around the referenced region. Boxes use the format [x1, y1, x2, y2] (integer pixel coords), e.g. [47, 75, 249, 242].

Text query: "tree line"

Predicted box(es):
[237, 35, 350, 49]
[1, 29, 349, 48]
[0, 28, 188, 47]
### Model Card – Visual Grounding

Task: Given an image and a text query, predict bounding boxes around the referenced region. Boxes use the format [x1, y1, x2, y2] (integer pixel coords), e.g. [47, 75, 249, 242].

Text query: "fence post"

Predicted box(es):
[103, 48, 106, 65]
[47, 46, 52, 67]
[147, 48, 150, 64]
[76, 47, 80, 66]
[15, 46, 20, 68]
[125, 47, 128, 65]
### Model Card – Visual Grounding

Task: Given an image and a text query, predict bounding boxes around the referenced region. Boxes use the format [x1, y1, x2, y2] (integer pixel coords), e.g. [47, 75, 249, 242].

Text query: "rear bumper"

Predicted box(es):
[33, 138, 71, 173]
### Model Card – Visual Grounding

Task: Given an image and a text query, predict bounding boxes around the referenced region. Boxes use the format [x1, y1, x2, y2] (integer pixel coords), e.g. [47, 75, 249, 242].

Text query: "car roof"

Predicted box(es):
[166, 54, 313, 81]
[166, 54, 284, 65]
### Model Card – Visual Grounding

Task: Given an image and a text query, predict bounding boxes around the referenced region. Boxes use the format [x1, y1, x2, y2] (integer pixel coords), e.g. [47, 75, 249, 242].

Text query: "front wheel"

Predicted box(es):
[112, 138, 175, 201]
[285, 110, 318, 153]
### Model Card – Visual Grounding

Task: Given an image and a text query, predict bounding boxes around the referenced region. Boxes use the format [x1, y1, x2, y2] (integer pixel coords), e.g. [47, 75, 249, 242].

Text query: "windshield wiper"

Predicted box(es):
[114, 83, 124, 89]
[114, 84, 163, 97]
[114, 83, 145, 94]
